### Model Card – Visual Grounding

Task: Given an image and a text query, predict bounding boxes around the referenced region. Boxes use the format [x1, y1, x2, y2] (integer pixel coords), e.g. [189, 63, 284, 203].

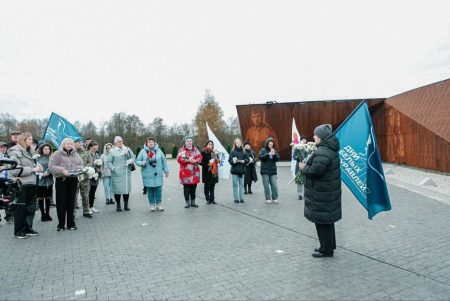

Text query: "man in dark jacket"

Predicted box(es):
[6, 130, 21, 149]
[300, 124, 341, 258]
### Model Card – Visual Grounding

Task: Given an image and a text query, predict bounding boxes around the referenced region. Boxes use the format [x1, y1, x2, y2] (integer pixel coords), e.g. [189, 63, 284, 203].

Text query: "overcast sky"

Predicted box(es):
[1, 0, 449, 126]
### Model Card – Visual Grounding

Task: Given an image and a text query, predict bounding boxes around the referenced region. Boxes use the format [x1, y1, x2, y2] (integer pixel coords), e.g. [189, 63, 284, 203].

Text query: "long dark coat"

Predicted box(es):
[201, 150, 219, 185]
[244, 149, 257, 184]
[301, 135, 342, 224]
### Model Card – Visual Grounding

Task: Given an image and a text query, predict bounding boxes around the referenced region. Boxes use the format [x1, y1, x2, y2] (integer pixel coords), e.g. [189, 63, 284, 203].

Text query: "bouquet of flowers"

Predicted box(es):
[77, 167, 97, 182]
[294, 142, 317, 185]
[147, 150, 157, 167]
[94, 159, 103, 167]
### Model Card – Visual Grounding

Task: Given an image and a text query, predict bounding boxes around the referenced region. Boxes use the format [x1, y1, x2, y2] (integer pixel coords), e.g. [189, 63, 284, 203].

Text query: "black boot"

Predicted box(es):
[206, 197, 211, 205]
[116, 199, 122, 212]
[124, 200, 130, 211]
[38, 198, 46, 221]
[248, 184, 253, 194]
[190, 199, 199, 208]
[185, 200, 190, 208]
[211, 198, 217, 204]
[45, 198, 52, 221]
[244, 187, 248, 195]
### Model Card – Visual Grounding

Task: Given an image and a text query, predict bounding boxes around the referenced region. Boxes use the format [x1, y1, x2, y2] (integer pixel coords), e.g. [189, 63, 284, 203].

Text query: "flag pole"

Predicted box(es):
[334, 100, 366, 133]
[41, 112, 55, 141]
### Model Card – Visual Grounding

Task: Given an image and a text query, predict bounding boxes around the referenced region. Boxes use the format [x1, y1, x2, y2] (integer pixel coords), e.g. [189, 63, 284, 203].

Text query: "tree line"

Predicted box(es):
[0, 90, 241, 156]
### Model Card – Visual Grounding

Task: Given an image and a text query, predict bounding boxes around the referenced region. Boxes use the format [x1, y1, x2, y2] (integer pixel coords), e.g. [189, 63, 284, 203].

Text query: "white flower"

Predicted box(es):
[94, 159, 103, 167]
[32, 154, 41, 160]
[83, 167, 96, 178]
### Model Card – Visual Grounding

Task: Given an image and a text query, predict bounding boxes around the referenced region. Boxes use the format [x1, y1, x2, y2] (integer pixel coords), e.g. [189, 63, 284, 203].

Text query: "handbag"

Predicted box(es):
[127, 149, 136, 171]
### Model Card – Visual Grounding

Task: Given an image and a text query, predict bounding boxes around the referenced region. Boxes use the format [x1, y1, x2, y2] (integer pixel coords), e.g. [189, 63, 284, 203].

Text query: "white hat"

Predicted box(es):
[114, 136, 123, 144]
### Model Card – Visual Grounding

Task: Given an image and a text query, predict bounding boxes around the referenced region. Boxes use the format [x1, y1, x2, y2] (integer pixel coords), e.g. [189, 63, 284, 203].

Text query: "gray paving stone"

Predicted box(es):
[1, 161, 450, 300]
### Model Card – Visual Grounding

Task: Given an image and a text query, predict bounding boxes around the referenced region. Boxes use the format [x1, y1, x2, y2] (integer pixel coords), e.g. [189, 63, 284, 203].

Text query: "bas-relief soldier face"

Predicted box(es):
[251, 112, 262, 126]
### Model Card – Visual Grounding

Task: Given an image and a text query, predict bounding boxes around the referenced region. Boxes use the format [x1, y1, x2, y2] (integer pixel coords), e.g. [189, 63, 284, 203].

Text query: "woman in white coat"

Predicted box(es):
[106, 136, 135, 212]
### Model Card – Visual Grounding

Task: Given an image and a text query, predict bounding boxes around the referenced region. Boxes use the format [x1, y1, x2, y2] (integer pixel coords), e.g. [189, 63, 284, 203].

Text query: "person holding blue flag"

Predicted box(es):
[299, 124, 341, 258]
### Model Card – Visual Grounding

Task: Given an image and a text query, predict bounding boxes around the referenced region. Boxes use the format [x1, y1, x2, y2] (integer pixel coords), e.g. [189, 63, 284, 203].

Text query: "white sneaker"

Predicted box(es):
[150, 205, 156, 212]
[91, 207, 100, 213]
[89, 209, 93, 215]
[156, 205, 164, 211]
[273, 199, 279, 204]
[266, 199, 273, 204]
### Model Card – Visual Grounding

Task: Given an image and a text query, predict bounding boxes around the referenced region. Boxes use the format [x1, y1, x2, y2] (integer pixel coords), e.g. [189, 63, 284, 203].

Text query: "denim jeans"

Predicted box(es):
[262, 174, 278, 200]
[102, 176, 113, 200]
[147, 186, 162, 205]
[232, 174, 244, 201]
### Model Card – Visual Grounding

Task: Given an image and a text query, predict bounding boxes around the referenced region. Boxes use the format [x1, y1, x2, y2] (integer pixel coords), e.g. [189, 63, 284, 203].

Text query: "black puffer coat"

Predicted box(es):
[259, 138, 280, 175]
[229, 147, 249, 175]
[301, 135, 341, 224]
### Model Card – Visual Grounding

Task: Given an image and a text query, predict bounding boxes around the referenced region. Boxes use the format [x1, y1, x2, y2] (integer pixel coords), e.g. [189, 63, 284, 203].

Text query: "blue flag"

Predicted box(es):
[335, 101, 391, 219]
[42, 112, 83, 148]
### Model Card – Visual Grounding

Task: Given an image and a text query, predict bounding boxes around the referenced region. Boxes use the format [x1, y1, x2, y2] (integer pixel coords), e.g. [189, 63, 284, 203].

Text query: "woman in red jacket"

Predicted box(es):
[177, 136, 202, 208]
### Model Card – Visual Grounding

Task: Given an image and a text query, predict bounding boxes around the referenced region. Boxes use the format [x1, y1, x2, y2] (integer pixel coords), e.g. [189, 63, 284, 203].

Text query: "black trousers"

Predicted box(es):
[38, 198, 51, 216]
[14, 185, 37, 235]
[89, 184, 98, 208]
[183, 184, 197, 201]
[114, 194, 129, 203]
[55, 177, 78, 229]
[204, 183, 215, 201]
[315, 223, 336, 255]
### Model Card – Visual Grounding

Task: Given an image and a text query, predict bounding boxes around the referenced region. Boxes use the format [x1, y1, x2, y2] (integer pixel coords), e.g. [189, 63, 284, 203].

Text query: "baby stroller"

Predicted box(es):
[0, 158, 23, 224]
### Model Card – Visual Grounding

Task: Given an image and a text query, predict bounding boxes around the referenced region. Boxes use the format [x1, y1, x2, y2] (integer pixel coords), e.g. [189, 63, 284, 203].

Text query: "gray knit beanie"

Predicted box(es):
[314, 124, 332, 140]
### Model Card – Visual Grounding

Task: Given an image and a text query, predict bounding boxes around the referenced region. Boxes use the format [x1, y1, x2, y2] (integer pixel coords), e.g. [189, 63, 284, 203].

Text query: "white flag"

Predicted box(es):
[291, 118, 300, 176]
[206, 122, 231, 179]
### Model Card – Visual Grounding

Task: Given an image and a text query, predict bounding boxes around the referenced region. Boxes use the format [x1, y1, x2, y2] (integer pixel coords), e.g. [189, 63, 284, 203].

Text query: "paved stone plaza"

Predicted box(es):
[1, 160, 450, 300]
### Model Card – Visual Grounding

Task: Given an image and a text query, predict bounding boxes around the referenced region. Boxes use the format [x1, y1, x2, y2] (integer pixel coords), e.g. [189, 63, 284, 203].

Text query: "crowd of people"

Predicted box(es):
[0, 124, 341, 258]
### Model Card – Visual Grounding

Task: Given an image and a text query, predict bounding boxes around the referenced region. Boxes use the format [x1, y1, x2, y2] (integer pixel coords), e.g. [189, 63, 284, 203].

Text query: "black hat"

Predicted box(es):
[314, 124, 332, 140]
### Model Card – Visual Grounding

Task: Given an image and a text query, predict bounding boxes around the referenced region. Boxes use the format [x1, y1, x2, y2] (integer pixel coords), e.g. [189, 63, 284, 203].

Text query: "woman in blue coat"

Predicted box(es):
[135, 138, 169, 211]
[107, 136, 135, 212]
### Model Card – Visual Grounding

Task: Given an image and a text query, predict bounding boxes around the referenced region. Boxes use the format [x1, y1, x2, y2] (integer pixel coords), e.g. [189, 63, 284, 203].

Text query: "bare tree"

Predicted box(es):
[0, 113, 18, 139]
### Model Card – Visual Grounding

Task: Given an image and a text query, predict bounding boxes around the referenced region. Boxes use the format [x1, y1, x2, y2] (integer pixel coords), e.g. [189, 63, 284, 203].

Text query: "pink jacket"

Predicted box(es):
[49, 149, 84, 178]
